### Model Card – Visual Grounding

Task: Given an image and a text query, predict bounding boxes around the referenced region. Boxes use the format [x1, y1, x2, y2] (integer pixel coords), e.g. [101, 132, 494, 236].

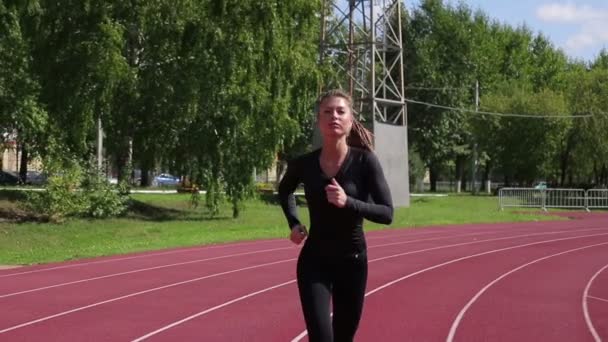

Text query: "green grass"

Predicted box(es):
[0, 192, 564, 266]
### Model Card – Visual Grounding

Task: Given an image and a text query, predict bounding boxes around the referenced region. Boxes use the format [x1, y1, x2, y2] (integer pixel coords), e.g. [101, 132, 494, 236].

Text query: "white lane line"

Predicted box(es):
[290, 232, 608, 342]
[0, 231, 500, 298]
[0, 258, 296, 334]
[1, 229, 539, 298]
[368, 229, 608, 264]
[0, 239, 287, 278]
[1, 220, 593, 278]
[131, 280, 298, 342]
[588, 295, 608, 304]
[130, 232, 608, 342]
[4, 230, 607, 337]
[0, 246, 293, 299]
[369, 230, 519, 249]
[0, 229, 447, 277]
[446, 242, 608, 342]
[583, 263, 608, 342]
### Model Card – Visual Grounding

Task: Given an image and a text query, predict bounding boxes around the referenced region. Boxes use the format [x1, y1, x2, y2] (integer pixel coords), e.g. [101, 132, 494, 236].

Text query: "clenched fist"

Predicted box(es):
[325, 178, 347, 208]
[290, 224, 308, 245]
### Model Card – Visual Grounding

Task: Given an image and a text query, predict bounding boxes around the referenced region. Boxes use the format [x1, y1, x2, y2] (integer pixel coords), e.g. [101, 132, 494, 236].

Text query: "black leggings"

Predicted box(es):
[296, 252, 368, 342]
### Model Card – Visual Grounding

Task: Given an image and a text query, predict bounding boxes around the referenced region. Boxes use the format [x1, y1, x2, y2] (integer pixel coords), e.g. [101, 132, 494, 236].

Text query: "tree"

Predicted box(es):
[405, 0, 486, 191]
[29, 0, 128, 166]
[482, 85, 570, 185]
[174, 0, 321, 217]
[565, 67, 608, 186]
[0, 0, 47, 183]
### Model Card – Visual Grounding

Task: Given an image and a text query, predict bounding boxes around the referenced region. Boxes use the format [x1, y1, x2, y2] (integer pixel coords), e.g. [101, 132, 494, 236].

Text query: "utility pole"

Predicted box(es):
[471, 80, 479, 194]
[97, 116, 103, 171]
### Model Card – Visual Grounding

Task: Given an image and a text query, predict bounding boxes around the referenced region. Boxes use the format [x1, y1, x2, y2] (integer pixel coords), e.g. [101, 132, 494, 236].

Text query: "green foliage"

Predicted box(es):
[23, 158, 86, 222]
[408, 145, 427, 192]
[481, 84, 570, 184]
[404, 0, 589, 188]
[173, 0, 321, 216]
[0, 0, 47, 158]
[81, 168, 129, 218]
[6, 0, 608, 220]
[23, 150, 128, 222]
[563, 67, 608, 185]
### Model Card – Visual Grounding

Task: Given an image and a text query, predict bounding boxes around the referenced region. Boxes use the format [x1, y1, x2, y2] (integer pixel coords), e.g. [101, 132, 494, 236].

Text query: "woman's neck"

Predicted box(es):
[321, 138, 349, 162]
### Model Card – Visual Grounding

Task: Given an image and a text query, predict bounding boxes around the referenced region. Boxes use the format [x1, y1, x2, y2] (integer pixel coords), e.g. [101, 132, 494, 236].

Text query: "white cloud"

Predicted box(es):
[537, 3, 608, 22]
[537, 3, 608, 56]
[565, 33, 596, 50]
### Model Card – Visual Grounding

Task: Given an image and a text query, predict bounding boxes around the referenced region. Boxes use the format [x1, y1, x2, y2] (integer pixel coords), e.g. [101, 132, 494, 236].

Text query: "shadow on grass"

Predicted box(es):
[0, 190, 28, 202]
[257, 192, 308, 206]
[412, 197, 431, 204]
[0, 190, 43, 223]
[0, 190, 231, 223]
[126, 199, 231, 222]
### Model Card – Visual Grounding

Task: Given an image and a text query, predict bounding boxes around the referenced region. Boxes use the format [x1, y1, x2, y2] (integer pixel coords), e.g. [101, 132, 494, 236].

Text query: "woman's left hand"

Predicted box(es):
[325, 178, 347, 208]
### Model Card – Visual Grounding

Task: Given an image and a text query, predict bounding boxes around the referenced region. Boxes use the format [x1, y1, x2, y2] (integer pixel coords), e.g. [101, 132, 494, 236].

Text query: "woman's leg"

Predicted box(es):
[297, 253, 333, 342]
[331, 253, 368, 342]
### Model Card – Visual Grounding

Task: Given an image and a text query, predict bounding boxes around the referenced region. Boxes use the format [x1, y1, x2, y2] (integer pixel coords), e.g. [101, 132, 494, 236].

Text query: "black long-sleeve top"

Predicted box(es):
[278, 147, 393, 258]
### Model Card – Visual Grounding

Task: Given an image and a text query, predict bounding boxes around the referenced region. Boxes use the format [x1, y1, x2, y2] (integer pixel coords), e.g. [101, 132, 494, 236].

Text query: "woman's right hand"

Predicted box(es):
[290, 224, 308, 245]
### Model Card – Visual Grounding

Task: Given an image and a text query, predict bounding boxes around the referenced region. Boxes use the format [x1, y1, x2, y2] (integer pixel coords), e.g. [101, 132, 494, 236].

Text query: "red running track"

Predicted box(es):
[1, 214, 607, 341]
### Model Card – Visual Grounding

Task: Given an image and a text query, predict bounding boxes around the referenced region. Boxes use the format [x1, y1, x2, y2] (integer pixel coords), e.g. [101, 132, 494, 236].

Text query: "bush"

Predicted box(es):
[24, 159, 128, 222]
[24, 160, 85, 222]
[81, 169, 129, 218]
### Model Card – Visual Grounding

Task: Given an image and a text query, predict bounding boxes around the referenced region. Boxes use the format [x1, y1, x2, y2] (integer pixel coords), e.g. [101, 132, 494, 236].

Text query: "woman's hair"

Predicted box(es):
[316, 89, 374, 151]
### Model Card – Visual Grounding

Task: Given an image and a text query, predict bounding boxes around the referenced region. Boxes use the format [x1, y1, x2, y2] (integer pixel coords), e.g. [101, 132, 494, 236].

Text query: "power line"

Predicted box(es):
[404, 98, 594, 119]
[405, 86, 474, 91]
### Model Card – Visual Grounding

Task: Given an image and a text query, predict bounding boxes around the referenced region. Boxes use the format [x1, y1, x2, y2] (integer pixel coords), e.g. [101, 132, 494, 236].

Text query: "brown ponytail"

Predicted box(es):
[316, 89, 374, 151]
[348, 117, 374, 151]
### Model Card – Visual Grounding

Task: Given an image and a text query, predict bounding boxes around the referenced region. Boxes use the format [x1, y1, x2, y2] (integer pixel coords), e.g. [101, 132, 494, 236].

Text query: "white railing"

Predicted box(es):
[499, 188, 544, 209]
[544, 189, 587, 210]
[499, 188, 608, 211]
[587, 189, 608, 210]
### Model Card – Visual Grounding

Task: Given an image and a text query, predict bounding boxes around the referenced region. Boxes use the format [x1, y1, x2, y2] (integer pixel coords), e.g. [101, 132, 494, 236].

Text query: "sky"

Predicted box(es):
[406, 0, 608, 62]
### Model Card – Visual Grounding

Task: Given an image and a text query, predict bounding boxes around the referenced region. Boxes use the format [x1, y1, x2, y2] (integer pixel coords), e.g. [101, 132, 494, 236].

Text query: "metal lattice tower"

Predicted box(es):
[319, 0, 411, 207]
[319, 0, 406, 126]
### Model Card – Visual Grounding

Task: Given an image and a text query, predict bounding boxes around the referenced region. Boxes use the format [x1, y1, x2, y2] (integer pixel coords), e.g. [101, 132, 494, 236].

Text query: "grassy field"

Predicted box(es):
[0, 191, 563, 265]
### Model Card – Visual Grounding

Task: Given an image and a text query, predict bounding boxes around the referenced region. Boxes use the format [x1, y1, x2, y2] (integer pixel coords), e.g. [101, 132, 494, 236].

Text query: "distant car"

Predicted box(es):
[0, 171, 19, 185]
[26, 171, 47, 185]
[534, 181, 547, 190]
[153, 173, 180, 186]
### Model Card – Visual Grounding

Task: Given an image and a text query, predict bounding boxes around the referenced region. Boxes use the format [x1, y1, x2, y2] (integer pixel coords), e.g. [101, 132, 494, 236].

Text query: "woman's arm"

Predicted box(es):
[344, 152, 393, 224]
[278, 159, 303, 230]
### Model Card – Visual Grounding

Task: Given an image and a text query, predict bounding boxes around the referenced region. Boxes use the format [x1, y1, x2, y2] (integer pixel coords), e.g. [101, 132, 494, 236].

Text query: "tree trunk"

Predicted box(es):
[455, 156, 464, 193]
[116, 139, 133, 184]
[429, 163, 439, 192]
[559, 153, 568, 187]
[140, 167, 150, 187]
[559, 134, 574, 187]
[19, 143, 28, 184]
[482, 163, 491, 192]
[275, 159, 287, 191]
[232, 199, 240, 218]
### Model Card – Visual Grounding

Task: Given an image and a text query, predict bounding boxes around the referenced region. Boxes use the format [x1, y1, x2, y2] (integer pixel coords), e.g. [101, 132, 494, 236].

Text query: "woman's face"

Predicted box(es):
[318, 96, 353, 140]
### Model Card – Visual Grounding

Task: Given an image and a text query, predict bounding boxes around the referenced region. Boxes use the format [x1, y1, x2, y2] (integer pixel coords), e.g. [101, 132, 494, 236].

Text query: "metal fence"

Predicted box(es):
[499, 188, 545, 209]
[587, 189, 608, 210]
[499, 188, 608, 211]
